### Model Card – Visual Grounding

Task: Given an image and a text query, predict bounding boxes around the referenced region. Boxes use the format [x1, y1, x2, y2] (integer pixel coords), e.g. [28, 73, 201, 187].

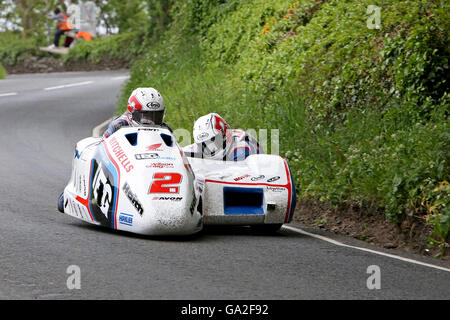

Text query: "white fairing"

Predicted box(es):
[63, 127, 203, 236]
[187, 154, 296, 226]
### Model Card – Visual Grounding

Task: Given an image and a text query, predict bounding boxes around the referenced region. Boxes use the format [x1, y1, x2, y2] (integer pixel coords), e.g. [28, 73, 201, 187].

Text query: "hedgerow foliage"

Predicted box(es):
[0, 31, 48, 66]
[64, 32, 145, 65]
[124, 0, 449, 247]
[0, 63, 6, 79]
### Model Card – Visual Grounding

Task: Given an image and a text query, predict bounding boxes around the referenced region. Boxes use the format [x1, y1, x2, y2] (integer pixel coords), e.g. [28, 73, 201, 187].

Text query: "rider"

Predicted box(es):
[183, 113, 263, 161]
[58, 87, 170, 213]
[48, 8, 75, 48]
[103, 87, 172, 138]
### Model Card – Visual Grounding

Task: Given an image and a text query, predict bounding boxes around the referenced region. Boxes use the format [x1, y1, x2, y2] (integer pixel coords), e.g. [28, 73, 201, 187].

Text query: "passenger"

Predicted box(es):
[183, 113, 263, 161]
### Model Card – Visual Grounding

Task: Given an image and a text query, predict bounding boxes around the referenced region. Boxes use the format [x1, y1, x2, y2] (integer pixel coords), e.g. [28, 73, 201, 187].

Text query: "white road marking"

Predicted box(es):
[0, 92, 18, 97]
[283, 225, 450, 273]
[44, 81, 93, 91]
[111, 76, 130, 80]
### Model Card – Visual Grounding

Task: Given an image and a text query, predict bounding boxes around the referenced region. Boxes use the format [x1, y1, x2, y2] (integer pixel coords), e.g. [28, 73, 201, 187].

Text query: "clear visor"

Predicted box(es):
[132, 110, 164, 126]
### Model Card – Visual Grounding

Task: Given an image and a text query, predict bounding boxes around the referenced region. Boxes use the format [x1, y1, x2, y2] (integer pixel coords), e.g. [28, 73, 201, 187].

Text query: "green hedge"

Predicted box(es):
[0, 63, 6, 79]
[64, 32, 146, 65]
[121, 0, 449, 251]
[0, 31, 49, 66]
[0, 31, 145, 69]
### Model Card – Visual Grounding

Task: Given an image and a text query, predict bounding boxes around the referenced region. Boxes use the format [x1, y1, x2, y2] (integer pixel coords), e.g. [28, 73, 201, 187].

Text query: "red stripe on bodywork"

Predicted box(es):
[75, 195, 94, 221]
[282, 158, 292, 223]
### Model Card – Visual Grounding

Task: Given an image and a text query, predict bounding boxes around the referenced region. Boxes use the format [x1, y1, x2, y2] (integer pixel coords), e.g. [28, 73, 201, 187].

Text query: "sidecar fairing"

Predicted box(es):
[61, 126, 203, 236]
[186, 154, 296, 230]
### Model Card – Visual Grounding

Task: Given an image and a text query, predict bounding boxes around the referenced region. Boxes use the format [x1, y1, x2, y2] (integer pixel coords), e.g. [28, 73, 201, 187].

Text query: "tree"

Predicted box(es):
[144, 0, 174, 41]
[10, 0, 63, 38]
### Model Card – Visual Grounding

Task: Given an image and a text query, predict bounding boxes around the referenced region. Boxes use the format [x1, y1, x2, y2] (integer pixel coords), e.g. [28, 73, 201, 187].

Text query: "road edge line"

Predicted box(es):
[282, 225, 450, 273]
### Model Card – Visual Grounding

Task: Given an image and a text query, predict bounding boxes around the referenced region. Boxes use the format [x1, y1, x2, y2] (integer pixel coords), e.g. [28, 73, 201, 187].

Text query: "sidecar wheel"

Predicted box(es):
[58, 192, 64, 213]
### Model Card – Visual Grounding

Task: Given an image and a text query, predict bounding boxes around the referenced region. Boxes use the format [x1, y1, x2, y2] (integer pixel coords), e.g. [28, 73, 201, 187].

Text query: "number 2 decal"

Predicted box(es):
[149, 173, 182, 194]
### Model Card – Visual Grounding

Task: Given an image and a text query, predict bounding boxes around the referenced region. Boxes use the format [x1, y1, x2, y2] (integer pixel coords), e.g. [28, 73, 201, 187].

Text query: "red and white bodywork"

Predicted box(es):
[187, 154, 296, 229]
[62, 126, 202, 236]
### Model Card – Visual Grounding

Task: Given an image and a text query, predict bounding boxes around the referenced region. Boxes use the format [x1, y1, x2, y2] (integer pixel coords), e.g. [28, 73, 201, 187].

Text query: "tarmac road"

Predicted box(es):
[0, 71, 449, 300]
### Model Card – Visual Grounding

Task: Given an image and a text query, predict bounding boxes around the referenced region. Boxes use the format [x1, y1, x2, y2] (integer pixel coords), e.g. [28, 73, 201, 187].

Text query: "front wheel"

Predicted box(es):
[57, 192, 64, 213]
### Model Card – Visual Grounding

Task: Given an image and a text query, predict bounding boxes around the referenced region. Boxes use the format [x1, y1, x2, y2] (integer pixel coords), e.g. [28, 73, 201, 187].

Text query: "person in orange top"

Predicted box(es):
[47, 8, 74, 48]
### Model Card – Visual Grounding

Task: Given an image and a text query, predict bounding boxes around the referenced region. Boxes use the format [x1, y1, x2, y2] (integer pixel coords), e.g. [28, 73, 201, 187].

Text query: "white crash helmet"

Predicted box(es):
[193, 113, 232, 159]
[127, 87, 165, 126]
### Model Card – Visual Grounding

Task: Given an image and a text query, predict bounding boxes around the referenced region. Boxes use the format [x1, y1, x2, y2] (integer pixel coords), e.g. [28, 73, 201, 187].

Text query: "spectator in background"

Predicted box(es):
[47, 8, 74, 48]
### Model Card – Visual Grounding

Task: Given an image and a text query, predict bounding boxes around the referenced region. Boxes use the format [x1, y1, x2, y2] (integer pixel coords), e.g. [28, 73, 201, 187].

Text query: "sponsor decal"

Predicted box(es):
[267, 176, 281, 183]
[123, 182, 144, 216]
[119, 213, 133, 226]
[82, 176, 87, 197]
[196, 132, 209, 140]
[152, 196, 183, 201]
[146, 162, 174, 169]
[158, 156, 177, 161]
[146, 102, 160, 109]
[135, 153, 177, 161]
[146, 143, 163, 151]
[108, 136, 134, 172]
[251, 175, 265, 181]
[234, 174, 250, 181]
[138, 128, 159, 132]
[266, 186, 285, 193]
[135, 153, 159, 160]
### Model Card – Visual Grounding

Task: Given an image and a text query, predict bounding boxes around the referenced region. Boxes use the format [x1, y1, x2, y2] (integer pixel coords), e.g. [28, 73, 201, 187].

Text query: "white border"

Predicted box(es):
[283, 225, 450, 273]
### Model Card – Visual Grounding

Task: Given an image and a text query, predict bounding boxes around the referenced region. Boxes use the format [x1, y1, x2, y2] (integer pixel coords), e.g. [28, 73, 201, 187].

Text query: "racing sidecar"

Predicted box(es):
[59, 126, 296, 236]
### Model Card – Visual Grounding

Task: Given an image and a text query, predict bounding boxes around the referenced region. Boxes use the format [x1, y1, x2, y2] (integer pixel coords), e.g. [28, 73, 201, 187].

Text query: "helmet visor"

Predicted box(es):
[132, 110, 164, 126]
[201, 135, 226, 156]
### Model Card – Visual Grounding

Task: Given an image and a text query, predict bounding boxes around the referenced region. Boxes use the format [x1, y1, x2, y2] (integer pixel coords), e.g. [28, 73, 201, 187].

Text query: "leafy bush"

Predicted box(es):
[0, 63, 6, 79]
[64, 32, 145, 65]
[0, 31, 49, 66]
[123, 0, 449, 246]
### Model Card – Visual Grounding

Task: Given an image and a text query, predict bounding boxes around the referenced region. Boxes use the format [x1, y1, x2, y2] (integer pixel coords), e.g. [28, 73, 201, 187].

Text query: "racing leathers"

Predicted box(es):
[103, 112, 172, 139]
